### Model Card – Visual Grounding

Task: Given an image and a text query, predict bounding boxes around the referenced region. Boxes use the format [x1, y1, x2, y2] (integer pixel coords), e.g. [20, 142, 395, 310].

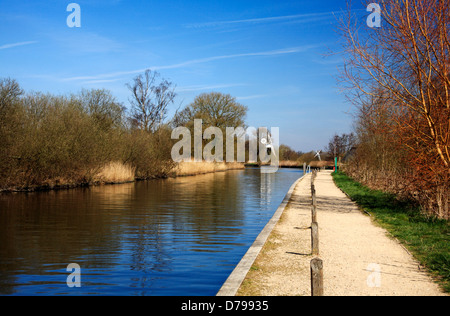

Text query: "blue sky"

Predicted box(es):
[0, 0, 367, 152]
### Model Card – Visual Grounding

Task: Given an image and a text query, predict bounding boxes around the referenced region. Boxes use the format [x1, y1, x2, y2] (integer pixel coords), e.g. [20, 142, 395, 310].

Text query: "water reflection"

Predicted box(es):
[0, 168, 302, 296]
[260, 173, 275, 207]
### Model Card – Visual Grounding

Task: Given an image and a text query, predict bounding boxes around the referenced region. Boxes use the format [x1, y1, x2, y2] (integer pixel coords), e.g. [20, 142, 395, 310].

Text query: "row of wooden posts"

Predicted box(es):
[310, 170, 324, 296]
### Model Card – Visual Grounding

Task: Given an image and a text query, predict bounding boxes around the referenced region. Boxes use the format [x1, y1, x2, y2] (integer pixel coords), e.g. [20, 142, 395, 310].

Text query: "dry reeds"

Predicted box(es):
[94, 162, 136, 184]
[173, 161, 245, 177]
[279, 161, 302, 168]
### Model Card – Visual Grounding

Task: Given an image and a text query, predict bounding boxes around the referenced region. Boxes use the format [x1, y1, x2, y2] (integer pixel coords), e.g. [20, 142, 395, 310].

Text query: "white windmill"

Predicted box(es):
[314, 150, 322, 161]
[261, 135, 277, 158]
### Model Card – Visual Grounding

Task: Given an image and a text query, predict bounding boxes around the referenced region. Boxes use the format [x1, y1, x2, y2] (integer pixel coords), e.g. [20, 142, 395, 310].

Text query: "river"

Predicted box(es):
[0, 168, 302, 296]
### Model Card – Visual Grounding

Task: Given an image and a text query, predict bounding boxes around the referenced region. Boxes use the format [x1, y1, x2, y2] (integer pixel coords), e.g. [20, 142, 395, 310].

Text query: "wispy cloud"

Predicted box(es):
[0, 41, 37, 50]
[183, 12, 336, 29]
[62, 45, 317, 82]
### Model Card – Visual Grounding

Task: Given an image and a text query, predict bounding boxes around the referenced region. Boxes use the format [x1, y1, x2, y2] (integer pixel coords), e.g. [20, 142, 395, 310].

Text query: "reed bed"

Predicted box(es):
[278, 161, 302, 168]
[173, 161, 245, 177]
[94, 162, 136, 184]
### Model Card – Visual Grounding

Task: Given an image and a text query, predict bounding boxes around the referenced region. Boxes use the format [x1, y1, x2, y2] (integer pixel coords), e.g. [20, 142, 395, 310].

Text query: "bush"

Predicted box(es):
[0, 79, 177, 190]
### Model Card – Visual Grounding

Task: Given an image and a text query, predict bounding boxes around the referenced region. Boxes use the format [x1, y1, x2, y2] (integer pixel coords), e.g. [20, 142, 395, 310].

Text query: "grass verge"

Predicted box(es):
[332, 171, 450, 293]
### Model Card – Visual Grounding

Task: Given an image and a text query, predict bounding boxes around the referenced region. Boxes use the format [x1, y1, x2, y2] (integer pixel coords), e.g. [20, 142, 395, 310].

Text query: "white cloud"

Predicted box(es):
[62, 45, 317, 82]
[183, 12, 336, 29]
[0, 41, 37, 50]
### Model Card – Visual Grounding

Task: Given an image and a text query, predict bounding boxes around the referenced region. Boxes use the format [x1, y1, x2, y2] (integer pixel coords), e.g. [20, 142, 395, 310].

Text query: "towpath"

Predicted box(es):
[232, 171, 445, 296]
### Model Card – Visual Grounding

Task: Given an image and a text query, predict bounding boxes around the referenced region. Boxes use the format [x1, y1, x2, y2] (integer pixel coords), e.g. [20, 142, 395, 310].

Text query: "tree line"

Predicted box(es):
[0, 70, 251, 191]
[336, 0, 449, 219]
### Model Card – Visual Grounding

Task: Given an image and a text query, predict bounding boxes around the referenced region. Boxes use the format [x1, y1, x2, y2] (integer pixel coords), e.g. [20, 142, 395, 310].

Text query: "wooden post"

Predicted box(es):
[311, 182, 317, 228]
[311, 184, 316, 208]
[311, 222, 319, 256]
[310, 258, 324, 296]
[312, 189, 316, 206]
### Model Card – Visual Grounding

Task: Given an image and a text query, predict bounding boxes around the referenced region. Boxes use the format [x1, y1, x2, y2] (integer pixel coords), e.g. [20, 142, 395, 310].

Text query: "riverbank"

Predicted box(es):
[173, 161, 245, 177]
[0, 161, 245, 193]
[235, 171, 446, 296]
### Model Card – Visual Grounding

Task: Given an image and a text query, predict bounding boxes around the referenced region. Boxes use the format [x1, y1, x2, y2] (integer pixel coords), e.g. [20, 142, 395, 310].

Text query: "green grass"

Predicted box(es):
[332, 171, 450, 293]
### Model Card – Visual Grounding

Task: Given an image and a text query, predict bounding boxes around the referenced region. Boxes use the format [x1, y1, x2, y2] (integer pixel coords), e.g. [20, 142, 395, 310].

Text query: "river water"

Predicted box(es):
[0, 168, 302, 296]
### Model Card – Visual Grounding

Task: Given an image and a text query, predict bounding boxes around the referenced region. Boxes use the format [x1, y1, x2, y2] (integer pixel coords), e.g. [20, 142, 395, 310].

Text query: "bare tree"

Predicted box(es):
[127, 70, 176, 132]
[77, 89, 125, 130]
[0, 78, 23, 113]
[326, 133, 356, 160]
[339, 0, 450, 218]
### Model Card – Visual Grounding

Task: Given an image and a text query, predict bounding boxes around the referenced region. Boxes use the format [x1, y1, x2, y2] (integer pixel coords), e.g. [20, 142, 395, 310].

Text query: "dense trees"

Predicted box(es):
[173, 92, 248, 129]
[172, 92, 249, 162]
[0, 74, 177, 190]
[325, 133, 356, 161]
[0, 76, 256, 190]
[339, 0, 450, 219]
[279, 145, 303, 161]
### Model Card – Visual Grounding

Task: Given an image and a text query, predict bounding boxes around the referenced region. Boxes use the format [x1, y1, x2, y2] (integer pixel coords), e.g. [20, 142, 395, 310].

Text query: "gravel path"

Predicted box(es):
[236, 171, 446, 296]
